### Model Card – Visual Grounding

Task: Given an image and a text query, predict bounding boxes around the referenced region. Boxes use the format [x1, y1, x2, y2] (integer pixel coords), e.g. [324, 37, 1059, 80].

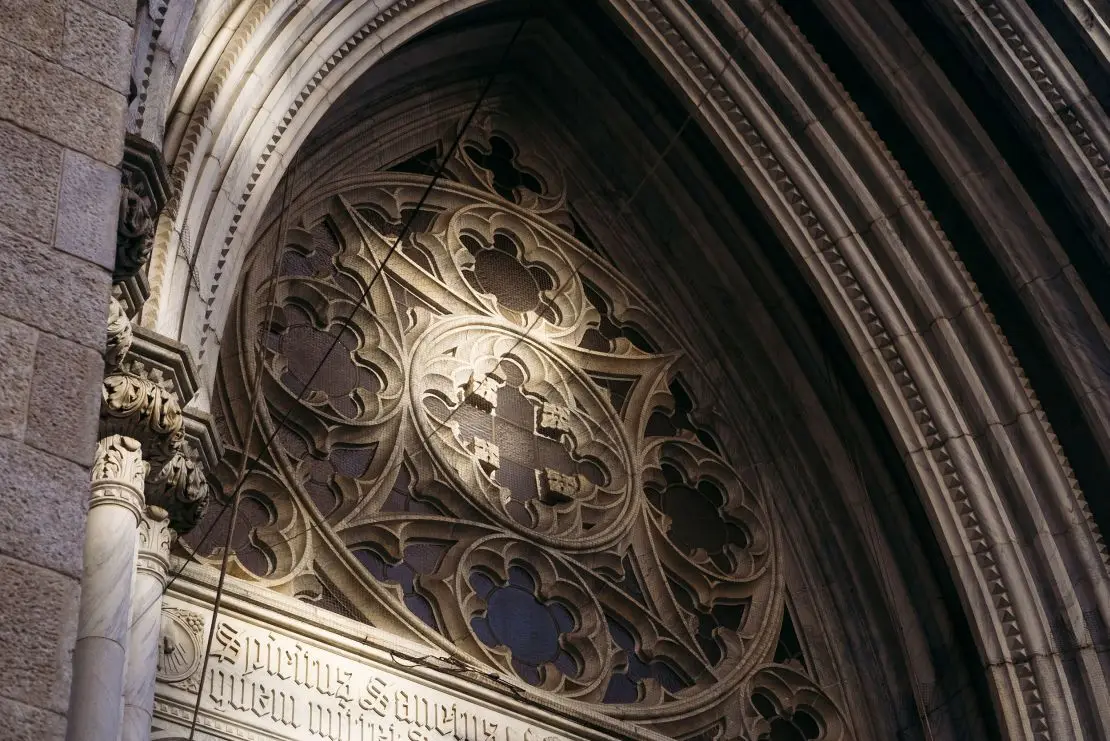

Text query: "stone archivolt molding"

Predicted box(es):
[939, 0, 1110, 210]
[127, 0, 171, 137]
[203, 124, 849, 737]
[761, 0, 1110, 575]
[149, 0, 490, 353]
[612, 2, 1110, 738]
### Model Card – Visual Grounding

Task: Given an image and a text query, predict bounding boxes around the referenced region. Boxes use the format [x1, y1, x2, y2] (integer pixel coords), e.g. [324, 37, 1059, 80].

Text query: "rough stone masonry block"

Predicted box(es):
[0, 222, 112, 350]
[0, 695, 67, 741]
[0, 554, 81, 713]
[55, 148, 120, 270]
[25, 333, 103, 467]
[0, 315, 38, 441]
[0, 438, 89, 578]
[62, 0, 133, 93]
[0, 0, 66, 59]
[0, 39, 126, 164]
[0, 122, 63, 244]
[80, 0, 138, 24]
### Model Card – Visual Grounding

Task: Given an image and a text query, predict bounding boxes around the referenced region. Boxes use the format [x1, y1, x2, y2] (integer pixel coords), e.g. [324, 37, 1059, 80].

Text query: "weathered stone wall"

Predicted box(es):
[0, 1, 133, 737]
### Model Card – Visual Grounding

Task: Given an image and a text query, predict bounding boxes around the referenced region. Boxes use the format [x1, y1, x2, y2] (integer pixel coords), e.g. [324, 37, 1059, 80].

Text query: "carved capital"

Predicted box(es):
[137, 505, 173, 580]
[115, 135, 169, 281]
[105, 295, 134, 369]
[101, 371, 184, 465]
[91, 435, 146, 519]
[147, 448, 211, 535]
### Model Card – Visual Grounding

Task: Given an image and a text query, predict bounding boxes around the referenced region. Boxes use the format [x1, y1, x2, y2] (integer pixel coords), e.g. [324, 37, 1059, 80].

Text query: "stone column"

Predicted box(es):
[121, 506, 172, 741]
[81, 294, 212, 741]
[66, 435, 147, 741]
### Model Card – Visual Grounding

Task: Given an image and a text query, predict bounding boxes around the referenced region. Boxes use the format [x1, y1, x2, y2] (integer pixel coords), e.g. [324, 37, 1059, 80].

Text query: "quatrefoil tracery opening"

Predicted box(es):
[648, 463, 750, 573]
[281, 218, 341, 279]
[461, 230, 559, 322]
[469, 563, 580, 686]
[270, 303, 383, 419]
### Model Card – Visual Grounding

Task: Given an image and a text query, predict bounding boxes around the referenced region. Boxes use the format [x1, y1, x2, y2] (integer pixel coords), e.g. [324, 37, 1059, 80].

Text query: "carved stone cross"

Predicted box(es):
[455, 375, 603, 517]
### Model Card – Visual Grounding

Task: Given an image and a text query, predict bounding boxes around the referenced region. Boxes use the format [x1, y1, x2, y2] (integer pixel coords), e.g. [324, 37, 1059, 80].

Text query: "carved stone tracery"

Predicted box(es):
[203, 123, 851, 737]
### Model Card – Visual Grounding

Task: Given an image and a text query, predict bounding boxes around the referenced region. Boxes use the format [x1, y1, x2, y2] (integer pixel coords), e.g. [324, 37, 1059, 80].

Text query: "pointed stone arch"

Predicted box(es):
[141, 1, 1110, 739]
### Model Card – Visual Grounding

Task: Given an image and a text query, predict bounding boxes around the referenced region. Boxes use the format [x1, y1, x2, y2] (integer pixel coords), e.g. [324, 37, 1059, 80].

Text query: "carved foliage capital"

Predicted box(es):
[101, 371, 184, 464]
[147, 448, 211, 535]
[91, 434, 146, 517]
[100, 359, 213, 534]
[138, 505, 173, 578]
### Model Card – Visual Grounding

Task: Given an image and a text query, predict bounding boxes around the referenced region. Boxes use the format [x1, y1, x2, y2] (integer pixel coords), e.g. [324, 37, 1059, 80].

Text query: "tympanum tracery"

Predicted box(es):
[198, 123, 853, 739]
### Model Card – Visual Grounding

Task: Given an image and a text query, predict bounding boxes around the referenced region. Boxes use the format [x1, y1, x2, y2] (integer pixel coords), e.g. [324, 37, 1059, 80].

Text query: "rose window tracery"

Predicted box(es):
[604, 615, 691, 702]
[209, 123, 853, 739]
[752, 691, 821, 741]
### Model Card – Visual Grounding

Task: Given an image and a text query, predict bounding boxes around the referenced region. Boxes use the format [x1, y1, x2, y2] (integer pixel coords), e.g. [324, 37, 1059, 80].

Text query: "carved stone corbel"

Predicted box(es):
[105, 295, 134, 370]
[115, 135, 169, 283]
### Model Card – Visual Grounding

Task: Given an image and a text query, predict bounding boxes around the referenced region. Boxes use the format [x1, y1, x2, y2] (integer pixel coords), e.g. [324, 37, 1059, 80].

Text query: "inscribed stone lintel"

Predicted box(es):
[153, 592, 654, 741]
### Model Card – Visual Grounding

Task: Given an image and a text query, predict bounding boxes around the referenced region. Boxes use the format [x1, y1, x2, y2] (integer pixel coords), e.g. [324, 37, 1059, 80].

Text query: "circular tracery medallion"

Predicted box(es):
[411, 317, 635, 547]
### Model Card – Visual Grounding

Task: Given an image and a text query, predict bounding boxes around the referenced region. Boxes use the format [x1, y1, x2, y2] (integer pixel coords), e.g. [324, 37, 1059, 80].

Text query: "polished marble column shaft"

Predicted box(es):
[121, 506, 171, 741]
[66, 435, 146, 741]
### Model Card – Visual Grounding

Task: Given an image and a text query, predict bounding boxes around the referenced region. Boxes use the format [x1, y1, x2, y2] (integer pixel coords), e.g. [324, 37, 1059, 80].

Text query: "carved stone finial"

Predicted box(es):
[101, 371, 184, 465]
[105, 295, 134, 369]
[147, 448, 211, 534]
[91, 434, 147, 518]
